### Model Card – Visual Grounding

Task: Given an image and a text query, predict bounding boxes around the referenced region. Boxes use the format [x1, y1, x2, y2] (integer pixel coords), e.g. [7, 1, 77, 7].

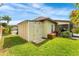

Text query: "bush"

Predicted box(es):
[3, 26, 11, 35]
[61, 31, 70, 38]
[72, 27, 79, 34]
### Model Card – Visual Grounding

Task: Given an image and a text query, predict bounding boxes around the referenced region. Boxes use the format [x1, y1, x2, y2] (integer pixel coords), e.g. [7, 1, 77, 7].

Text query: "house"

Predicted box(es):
[18, 17, 70, 43]
[11, 25, 18, 35]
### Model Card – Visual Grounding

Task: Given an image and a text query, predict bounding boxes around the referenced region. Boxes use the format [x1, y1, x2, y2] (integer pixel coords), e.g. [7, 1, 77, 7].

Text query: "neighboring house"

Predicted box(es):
[11, 26, 18, 35]
[54, 20, 70, 35]
[18, 17, 70, 43]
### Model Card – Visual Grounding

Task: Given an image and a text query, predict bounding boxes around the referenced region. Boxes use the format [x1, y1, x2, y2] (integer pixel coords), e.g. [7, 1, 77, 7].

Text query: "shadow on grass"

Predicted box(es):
[3, 35, 52, 49]
[3, 36, 27, 49]
[32, 39, 51, 47]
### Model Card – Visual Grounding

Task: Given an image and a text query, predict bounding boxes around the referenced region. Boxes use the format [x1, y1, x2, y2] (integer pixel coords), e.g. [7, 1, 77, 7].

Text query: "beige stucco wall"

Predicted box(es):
[18, 20, 56, 43]
[18, 19, 70, 43]
[28, 22, 34, 41]
[43, 20, 55, 38]
[18, 21, 28, 41]
[28, 21, 43, 42]
[57, 21, 69, 25]
[28, 20, 56, 43]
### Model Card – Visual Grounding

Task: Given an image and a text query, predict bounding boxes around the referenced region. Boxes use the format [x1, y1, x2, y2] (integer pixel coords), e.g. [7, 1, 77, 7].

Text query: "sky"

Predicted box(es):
[0, 3, 75, 25]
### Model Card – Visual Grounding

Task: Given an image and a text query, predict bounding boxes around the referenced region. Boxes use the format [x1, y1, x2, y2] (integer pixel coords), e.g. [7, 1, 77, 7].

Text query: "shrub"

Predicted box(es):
[72, 27, 79, 34]
[3, 26, 11, 35]
[61, 31, 70, 38]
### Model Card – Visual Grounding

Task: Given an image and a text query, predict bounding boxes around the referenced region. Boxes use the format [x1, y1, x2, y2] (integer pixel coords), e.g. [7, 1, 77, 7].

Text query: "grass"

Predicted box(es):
[1, 35, 79, 56]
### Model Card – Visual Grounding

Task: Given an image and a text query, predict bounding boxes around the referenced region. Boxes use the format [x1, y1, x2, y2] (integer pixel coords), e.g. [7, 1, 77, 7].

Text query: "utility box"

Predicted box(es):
[47, 33, 56, 39]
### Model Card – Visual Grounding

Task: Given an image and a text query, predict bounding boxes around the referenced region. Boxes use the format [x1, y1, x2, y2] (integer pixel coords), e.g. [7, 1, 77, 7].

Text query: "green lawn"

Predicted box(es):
[1, 35, 79, 56]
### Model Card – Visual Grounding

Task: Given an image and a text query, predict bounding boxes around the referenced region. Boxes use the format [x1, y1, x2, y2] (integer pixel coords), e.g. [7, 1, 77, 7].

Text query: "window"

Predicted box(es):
[51, 24, 54, 33]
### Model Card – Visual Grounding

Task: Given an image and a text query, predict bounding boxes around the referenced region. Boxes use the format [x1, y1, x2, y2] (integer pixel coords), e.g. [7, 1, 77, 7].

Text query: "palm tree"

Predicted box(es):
[75, 3, 79, 8]
[1, 16, 11, 24]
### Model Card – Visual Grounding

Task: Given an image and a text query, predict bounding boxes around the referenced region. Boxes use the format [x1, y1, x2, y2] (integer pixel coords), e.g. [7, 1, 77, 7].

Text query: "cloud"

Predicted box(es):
[0, 3, 74, 25]
[31, 3, 44, 8]
[24, 3, 73, 17]
[0, 5, 15, 11]
[9, 20, 22, 25]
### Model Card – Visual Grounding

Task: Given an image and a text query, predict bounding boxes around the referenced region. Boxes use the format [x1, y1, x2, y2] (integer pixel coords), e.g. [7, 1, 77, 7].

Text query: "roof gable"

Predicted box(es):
[18, 16, 70, 25]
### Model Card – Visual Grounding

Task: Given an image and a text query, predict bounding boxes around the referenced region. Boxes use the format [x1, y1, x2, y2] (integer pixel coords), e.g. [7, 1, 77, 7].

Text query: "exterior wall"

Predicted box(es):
[18, 18, 70, 44]
[11, 26, 18, 35]
[18, 22, 28, 41]
[11, 30, 17, 35]
[18, 20, 56, 43]
[28, 21, 43, 43]
[28, 20, 56, 43]
[43, 20, 55, 38]
[57, 21, 69, 25]
[28, 22, 34, 41]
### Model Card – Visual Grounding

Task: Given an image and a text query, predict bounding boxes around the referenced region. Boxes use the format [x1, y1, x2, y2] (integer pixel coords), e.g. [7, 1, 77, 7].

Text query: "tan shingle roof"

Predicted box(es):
[18, 16, 69, 25]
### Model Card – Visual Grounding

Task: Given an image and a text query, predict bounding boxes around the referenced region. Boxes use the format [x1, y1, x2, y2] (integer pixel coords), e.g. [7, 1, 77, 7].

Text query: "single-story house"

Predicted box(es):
[11, 25, 18, 35]
[18, 17, 70, 43]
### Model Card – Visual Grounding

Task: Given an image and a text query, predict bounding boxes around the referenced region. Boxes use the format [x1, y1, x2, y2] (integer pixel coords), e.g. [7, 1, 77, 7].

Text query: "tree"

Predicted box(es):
[2, 23, 7, 27]
[0, 16, 12, 35]
[1, 16, 11, 24]
[70, 3, 79, 32]
[70, 3, 79, 25]
[75, 3, 79, 8]
[70, 10, 79, 25]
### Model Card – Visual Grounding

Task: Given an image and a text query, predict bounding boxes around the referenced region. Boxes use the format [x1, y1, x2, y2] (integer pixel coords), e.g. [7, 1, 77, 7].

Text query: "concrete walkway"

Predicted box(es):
[71, 37, 79, 40]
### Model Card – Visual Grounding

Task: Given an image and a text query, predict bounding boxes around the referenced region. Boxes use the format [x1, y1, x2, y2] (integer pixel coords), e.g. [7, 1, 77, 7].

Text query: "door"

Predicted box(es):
[33, 22, 43, 43]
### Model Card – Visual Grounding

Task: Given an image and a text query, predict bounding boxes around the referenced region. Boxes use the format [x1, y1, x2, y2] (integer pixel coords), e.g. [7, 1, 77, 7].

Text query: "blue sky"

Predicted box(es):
[0, 3, 75, 25]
